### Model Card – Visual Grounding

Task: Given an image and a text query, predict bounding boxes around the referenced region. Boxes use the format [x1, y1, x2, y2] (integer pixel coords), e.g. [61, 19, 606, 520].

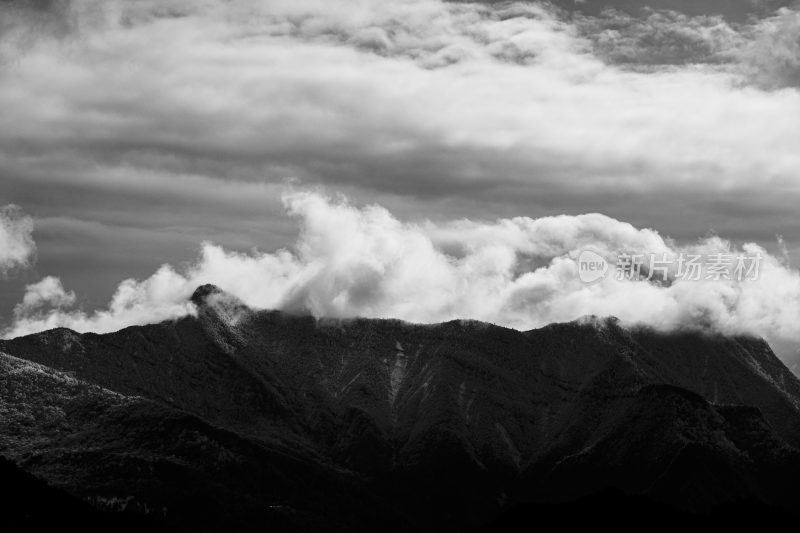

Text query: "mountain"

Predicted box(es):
[1, 284, 799, 531]
[0, 454, 171, 532]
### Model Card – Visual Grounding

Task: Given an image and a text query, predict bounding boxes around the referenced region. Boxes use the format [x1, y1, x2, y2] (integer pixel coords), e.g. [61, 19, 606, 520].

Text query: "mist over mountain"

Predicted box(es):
[6, 189, 800, 376]
[1, 285, 799, 531]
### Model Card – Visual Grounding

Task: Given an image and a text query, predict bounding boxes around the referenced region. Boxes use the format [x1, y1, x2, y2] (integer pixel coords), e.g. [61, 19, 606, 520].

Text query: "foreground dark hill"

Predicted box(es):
[2, 284, 800, 531]
[0, 454, 172, 533]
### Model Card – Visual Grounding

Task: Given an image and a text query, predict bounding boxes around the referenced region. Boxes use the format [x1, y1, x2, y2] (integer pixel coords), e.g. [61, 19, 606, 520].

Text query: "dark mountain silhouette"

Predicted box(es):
[0, 454, 171, 532]
[1, 284, 799, 531]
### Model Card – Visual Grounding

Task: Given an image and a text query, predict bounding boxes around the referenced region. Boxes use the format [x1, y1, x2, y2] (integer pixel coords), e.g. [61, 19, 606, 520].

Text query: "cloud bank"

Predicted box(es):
[2, 0, 800, 260]
[6, 190, 800, 368]
[0, 205, 36, 276]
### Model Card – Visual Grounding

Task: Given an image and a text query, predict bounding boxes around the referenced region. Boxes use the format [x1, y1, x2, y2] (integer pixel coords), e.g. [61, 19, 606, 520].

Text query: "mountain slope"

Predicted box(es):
[0, 453, 171, 533]
[0, 352, 413, 532]
[1, 285, 799, 530]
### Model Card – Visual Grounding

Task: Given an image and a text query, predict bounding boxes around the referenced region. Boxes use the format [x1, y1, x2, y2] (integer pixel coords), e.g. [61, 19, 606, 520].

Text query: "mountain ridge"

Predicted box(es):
[1, 284, 799, 531]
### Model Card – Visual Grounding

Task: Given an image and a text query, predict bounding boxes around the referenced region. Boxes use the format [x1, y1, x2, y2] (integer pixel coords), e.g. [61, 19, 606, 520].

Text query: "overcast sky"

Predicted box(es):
[2, 0, 800, 367]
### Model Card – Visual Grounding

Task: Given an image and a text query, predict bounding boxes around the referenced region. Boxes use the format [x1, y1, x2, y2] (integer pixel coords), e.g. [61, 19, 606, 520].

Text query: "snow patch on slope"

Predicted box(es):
[495, 422, 521, 469]
[389, 341, 407, 405]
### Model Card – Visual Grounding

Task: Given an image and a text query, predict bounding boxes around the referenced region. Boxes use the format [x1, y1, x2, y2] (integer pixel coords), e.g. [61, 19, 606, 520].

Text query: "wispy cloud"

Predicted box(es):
[0, 205, 36, 276]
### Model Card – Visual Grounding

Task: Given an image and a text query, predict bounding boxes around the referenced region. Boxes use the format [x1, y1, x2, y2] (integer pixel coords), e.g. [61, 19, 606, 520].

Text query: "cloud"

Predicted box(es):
[1, 0, 800, 241]
[572, 3, 800, 91]
[6, 189, 800, 368]
[13, 276, 75, 316]
[0, 205, 36, 276]
[550, 0, 792, 21]
[575, 9, 742, 66]
[8, 265, 197, 336]
[738, 6, 800, 89]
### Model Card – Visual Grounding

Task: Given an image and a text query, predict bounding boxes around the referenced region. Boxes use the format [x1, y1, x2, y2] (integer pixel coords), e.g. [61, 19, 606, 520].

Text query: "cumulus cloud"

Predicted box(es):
[7, 267, 197, 336]
[0, 205, 36, 276]
[576, 9, 743, 66]
[13, 276, 75, 316]
[738, 6, 800, 89]
[572, 3, 800, 91]
[6, 189, 800, 368]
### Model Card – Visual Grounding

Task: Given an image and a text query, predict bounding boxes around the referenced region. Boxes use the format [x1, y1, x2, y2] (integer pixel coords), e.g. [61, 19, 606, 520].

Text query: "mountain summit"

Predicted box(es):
[190, 283, 225, 306]
[1, 286, 799, 531]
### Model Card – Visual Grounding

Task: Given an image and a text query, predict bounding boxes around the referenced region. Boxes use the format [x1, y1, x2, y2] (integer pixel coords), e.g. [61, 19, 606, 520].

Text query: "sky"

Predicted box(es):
[2, 0, 800, 370]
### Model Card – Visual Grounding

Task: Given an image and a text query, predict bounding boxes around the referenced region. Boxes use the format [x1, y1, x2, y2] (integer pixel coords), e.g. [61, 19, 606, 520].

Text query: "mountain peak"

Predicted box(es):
[190, 284, 225, 306]
[189, 284, 252, 336]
